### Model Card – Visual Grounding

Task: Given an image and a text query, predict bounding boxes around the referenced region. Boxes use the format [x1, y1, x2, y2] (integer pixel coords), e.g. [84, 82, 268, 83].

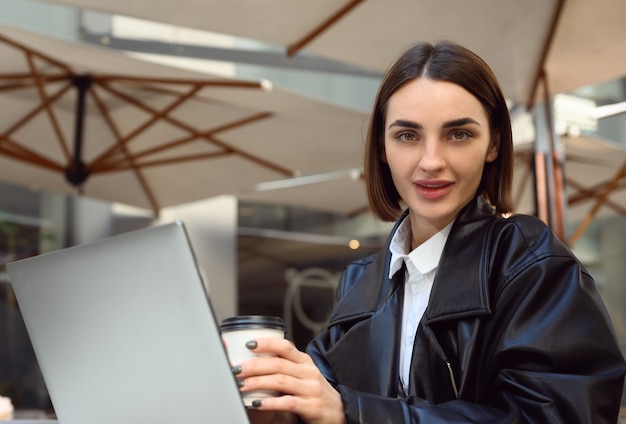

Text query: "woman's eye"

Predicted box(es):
[397, 132, 416, 142]
[450, 130, 470, 141]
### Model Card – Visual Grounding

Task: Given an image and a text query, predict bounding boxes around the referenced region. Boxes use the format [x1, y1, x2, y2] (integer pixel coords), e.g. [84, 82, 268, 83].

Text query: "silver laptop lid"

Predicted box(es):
[7, 221, 249, 424]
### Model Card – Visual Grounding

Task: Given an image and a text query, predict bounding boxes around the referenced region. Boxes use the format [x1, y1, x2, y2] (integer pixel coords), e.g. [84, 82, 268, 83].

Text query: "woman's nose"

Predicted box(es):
[418, 140, 446, 172]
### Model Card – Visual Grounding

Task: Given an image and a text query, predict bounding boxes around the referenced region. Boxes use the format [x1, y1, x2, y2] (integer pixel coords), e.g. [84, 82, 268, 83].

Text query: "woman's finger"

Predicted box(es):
[244, 337, 310, 364]
[238, 370, 318, 398]
[237, 355, 319, 382]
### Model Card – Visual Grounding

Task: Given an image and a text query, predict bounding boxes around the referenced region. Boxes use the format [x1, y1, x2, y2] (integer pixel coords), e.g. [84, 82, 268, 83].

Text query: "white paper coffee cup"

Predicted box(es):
[220, 315, 286, 407]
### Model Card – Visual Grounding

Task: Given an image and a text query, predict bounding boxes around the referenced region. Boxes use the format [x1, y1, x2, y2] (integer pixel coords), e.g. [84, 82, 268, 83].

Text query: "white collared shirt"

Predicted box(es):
[388, 217, 453, 394]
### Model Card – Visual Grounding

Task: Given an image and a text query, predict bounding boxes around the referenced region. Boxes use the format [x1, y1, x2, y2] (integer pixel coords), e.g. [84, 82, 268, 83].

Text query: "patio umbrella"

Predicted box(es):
[0, 24, 369, 213]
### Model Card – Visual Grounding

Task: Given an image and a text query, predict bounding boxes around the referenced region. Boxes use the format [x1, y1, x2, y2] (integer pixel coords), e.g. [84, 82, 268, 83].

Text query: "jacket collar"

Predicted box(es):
[424, 196, 498, 323]
[327, 240, 400, 326]
[329, 196, 499, 324]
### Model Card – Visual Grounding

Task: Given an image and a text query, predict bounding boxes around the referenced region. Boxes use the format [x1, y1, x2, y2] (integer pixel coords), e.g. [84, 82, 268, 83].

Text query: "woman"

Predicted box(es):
[233, 41, 626, 423]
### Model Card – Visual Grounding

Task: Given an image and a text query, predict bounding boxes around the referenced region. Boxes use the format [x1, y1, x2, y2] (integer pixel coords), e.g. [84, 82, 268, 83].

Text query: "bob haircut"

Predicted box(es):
[364, 41, 514, 222]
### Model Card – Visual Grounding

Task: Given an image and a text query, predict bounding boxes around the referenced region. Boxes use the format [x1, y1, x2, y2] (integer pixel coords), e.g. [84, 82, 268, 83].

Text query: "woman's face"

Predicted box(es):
[383, 77, 498, 241]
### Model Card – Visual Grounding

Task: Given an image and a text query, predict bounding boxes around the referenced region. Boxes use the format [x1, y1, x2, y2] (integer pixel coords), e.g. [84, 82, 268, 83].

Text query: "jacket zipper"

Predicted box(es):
[445, 361, 459, 399]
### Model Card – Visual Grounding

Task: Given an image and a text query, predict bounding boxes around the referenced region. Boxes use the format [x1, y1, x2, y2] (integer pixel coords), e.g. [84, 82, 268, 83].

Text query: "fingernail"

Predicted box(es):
[245, 340, 258, 350]
[237, 379, 245, 388]
[251, 399, 262, 408]
[231, 365, 242, 375]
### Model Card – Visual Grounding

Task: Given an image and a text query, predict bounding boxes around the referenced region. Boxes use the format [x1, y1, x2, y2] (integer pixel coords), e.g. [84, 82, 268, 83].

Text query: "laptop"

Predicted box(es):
[6, 221, 250, 424]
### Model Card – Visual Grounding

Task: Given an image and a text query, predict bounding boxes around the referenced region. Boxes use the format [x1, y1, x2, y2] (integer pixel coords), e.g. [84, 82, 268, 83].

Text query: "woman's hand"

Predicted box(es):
[234, 338, 346, 424]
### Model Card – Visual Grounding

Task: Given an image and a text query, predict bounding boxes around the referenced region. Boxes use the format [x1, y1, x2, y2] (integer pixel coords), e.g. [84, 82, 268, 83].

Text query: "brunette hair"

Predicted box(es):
[364, 41, 514, 221]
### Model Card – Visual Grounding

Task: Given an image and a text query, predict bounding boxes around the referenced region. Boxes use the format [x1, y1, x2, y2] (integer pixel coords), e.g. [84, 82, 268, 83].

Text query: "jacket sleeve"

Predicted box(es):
[307, 233, 625, 423]
[470, 253, 625, 423]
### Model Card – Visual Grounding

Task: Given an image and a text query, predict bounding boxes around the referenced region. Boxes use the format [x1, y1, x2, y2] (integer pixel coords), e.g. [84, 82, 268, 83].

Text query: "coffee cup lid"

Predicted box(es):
[220, 315, 286, 332]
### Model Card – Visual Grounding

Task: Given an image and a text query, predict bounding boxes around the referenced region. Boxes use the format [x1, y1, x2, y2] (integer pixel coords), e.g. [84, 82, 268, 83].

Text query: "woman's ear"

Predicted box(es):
[486, 135, 499, 163]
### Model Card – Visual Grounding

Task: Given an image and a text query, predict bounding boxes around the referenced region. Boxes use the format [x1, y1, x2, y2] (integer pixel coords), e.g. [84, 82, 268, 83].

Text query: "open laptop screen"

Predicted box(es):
[7, 221, 249, 424]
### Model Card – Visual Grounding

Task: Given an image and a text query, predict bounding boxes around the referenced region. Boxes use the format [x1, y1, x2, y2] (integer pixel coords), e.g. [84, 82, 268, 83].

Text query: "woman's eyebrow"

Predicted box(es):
[388, 117, 481, 130]
[388, 119, 422, 130]
[442, 117, 481, 128]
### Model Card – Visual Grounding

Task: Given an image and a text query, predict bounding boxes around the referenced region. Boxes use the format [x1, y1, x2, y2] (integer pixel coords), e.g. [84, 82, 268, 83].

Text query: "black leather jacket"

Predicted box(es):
[307, 196, 625, 423]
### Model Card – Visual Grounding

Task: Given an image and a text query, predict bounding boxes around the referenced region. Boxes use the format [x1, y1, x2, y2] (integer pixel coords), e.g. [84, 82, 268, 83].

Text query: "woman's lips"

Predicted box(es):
[414, 180, 454, 200]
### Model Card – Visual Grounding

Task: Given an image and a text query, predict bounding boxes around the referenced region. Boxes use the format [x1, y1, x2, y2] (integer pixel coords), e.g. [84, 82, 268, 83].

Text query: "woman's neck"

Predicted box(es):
[408, 215, 455, 250]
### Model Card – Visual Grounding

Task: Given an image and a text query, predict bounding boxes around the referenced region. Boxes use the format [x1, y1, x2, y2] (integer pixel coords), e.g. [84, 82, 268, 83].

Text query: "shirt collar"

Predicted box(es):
[388, 216, 454, 278]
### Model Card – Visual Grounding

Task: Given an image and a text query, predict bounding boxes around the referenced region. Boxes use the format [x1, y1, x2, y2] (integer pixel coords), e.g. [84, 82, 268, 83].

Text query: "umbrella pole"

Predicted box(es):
[533, 74, 567, 242]
[64, 75, 91, 190]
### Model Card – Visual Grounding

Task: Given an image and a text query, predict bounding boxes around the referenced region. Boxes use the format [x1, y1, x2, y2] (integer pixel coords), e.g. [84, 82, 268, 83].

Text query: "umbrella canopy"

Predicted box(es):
[0, 24, 369, 213]
[39, 0, 626, 105]
[542, 0, 626, 100]
[40, 0, 567, 106]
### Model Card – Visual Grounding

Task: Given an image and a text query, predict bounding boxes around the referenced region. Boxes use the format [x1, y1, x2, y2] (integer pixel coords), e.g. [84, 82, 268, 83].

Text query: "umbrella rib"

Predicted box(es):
[101, 149, 294, 174]
[569, 159, 626, 246]
[94, 110, 296, 177]
[198, 111, 273, 135]
[286, 0, 365, 57]
[89, 78, 266, 170]
[2, 30, 77, 164]
[0, 135, 65, 171]
[0, 33, 74, 74]
[567, 178, 626, 206]
[92, 112, 274, 171]
[2, 81, 72, 137]
[97, 151, 233, 171]
[208, 134, 298, 177]
[86, 84, 162, 213]
[567, 178, 626, 214]
[0, 55, 74, 172]
[87, 79, 205, 168]
[86, 81, 146, 164]
[0, 73, 69, 91]
[526, 0, 566, 108]
[89, 81, 294, 176]
[96, 75, 265, 89]
[0, 79, 74, 174]
[95, 78, 265, 134]
[123, 162, 161, 213]
[24, 52, 73, 162]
